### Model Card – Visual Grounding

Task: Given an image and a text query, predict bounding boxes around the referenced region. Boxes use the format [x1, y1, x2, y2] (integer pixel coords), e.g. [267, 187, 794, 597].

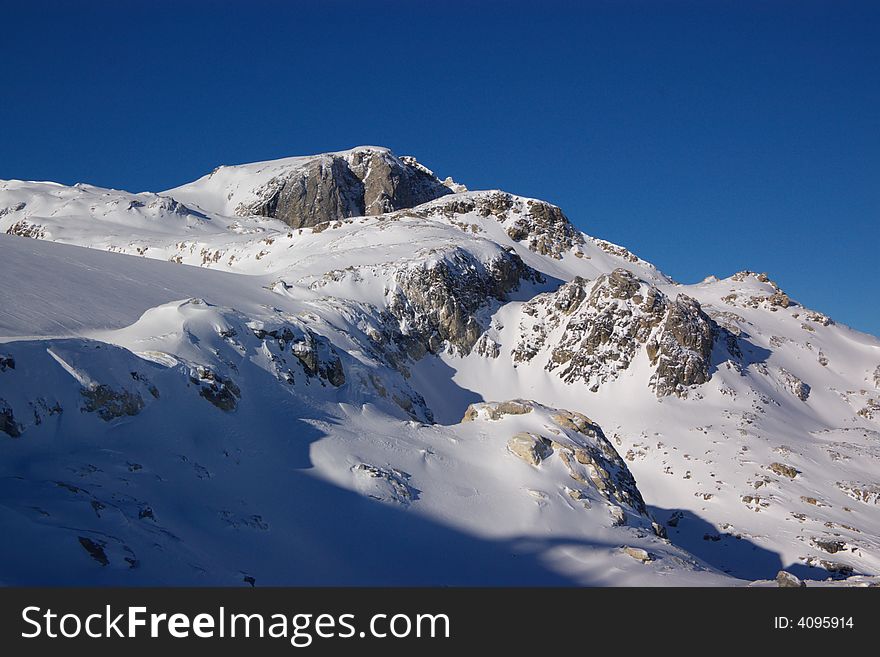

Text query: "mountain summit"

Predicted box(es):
[1, 147, 878, 586]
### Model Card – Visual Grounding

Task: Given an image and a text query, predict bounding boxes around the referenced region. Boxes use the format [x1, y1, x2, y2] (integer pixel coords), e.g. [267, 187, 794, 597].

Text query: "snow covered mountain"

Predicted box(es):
[1, 146, 878, 586]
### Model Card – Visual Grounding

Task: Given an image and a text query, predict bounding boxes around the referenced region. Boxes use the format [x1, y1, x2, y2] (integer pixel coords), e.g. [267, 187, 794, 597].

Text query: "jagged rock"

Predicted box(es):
[291, 332, 345, 386]
[507, 432, 553, 465]
[417, 191, 584, 259]
[81, 384, 145, 421]
[779, 368, 810, 401]
[191, 368, 241, 412]
[812, 538, 847, 554]
[513, 269, 729, 398]
[5, 219, 46, 239]
[769, 462, 800, 479]
[462, 400, 534, 422]
[473, 334, 500, 358]
[0, 355, 14, 371]
[647, 295, 716, 398]
[0, 399, 22, 437]
[544, 270, 668, 390]
[836, 481, 880, 505]
[776, 570, 806, 587]
[352, 463, 415, 506]
[78, 537, 109, 566]
[652, 521, 668, 539]
[386, 247, 538, 356]
[238, 148, 451, 228]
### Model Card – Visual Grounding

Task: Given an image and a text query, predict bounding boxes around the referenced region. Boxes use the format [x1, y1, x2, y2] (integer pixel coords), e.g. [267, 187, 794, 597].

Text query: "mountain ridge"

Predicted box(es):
[1, 146, 878, 586]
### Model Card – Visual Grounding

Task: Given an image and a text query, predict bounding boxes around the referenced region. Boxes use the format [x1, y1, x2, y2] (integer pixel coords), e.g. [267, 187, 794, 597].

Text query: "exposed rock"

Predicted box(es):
[623, 546, 652, 562]
[5, 219, 46, 239]
[253, 323, 346, 387]
[513, 269, 729, 397]
[0, 355, 14, 371]
[873, 365, 880, 389]
[812, 538, 847, 554]
[769, 462, 800, 479]
[78, 537, 109, 566]
[507, 432, 553, 465]
[462, 399, 534, 422]
[418, 191, 584, 259]
[647, 295, 717, 397]
[473, 334, 500, 358]
[291, 332, 345, 386]
[551, 410, 597, 435]
[779, 368, 810, 401]
[544, 270, 668, 391]
[836, 481, 880, 505]
[352, 463, 415, 506]
[238, 148, 452, 228]
[776, 570, 806, 587]
[81, 384, 145, 421]
[191, 368, 241, 412]
[0, 399, 22, 437]
[386, 246, 539, 356]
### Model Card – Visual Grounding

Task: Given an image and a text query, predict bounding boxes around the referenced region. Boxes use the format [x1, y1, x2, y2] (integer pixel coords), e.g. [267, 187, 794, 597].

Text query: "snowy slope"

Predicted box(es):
[1, 147, 878, 586]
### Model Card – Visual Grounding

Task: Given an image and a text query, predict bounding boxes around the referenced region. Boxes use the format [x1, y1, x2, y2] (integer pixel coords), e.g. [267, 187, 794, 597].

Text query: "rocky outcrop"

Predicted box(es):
[418, 191, 584, 259]
[778, 368, 811, 401]
[251, 323, 346, 388]
[507, 432, 553, 465]
[836, 481, 880, 505]
[769, 462, 800, 479]
[352, 463, 416, 506]
[468, 400, 652, 524]
[462, 400, 534, 422]
[0, 399, 22, 437]
[238, 148, 452, 228]
[646, 295, 716, 398]
[385, 246, 539, 356]
[549, 270, 668, 391]
[192, 369, 241, 412]
[512, 269, 728, 397]
[776, 570, 806, 587]
[81, 384, 145, 421]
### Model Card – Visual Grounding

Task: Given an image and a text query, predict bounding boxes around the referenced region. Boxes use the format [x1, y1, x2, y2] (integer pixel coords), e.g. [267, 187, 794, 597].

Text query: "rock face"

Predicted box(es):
[81, 384, 145, 420]
[513, 268, 728, 397]
[778, 367, 811, 402]
[470, 400, 652, 524]
[417, 191, 584, 259]
[507, 432, 553, 465]
[0, 399, 22, 437]
[239, 148, 453, 228]
[385, 246, 539, 356]
[646, 295, 716, 398]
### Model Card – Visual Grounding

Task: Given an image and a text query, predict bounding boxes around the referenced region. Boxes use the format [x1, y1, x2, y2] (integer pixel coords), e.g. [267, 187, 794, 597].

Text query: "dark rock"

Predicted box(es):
[81, 384, 145, 421]
[78, 537, 109, 566]
[0, 399, 22, 437]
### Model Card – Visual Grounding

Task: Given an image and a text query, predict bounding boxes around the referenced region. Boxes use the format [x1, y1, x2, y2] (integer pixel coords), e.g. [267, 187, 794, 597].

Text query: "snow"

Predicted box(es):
[1, 147, 879, 586]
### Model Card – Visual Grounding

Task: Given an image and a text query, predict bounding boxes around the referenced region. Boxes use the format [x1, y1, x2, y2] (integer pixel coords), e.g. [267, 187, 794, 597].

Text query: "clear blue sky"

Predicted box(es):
[1, 1, 877, 335]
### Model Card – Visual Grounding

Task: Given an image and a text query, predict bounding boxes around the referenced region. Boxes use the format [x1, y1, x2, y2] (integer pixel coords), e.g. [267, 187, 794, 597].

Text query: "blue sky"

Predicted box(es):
[1, 0, 877, 334]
